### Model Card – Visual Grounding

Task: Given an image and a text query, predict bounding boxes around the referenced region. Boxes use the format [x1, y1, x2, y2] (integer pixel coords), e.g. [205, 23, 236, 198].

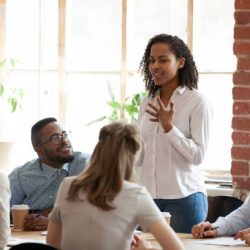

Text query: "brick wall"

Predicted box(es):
[232, 0, 250, 193]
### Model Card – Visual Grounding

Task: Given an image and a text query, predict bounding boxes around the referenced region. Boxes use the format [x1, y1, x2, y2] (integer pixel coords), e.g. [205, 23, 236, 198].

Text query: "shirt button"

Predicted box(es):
[50, 195, 53, 199]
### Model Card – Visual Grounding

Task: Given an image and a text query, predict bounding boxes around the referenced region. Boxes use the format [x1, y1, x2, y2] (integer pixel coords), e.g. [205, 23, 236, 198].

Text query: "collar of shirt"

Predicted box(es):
[39, 161, 69, 178]
[156, 86, 187, 97]
[175, 86, 187, 95]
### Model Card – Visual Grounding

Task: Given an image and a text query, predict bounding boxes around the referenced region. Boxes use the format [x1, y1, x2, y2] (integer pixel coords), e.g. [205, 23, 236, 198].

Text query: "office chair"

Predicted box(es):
[9, 242, 58, 250]
[206, 195, 243, 222]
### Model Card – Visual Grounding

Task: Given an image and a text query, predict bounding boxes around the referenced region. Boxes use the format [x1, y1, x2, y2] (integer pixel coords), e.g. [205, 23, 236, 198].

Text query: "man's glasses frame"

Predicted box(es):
[39, 131, 71, 146]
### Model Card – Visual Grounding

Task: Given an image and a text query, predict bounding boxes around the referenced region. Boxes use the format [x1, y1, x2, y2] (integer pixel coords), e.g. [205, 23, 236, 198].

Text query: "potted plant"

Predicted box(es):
[0, 58, 24, 113]
[87, 83, 147, 125]
[0, 58, 24, 171]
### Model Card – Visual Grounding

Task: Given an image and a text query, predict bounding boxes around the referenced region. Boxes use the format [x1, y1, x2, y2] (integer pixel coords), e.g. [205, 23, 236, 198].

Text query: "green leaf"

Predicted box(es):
[10, 58, 16, 68]
[107, 100, 122, 110]
[124, 104, 137, 113]
[124, 104, 138, 120]
[0, 84, 4, 96]
[0, 58, 24, 112]
[109, 110, 119, 122]
[86, 81, 146, 125]
[11, 99, 18, 112]
[85, 116, 107, 126]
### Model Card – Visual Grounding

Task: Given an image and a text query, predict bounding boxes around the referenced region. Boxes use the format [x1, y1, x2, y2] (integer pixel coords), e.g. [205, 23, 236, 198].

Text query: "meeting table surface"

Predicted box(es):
[6, 229, 250, 249]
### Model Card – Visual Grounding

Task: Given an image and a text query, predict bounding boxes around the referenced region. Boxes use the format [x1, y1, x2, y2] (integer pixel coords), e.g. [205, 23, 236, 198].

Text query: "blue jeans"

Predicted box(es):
[154, 192, 208, 233]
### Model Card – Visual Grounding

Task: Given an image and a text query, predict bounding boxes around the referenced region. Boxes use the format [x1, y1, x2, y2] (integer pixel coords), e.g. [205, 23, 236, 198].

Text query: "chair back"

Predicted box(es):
[9, 242, 58, 250]
[206, 195, 243, 222]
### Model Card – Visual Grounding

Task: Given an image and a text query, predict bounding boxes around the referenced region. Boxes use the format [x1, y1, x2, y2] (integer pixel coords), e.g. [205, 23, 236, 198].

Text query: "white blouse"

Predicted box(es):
[137, 87, 213, 199]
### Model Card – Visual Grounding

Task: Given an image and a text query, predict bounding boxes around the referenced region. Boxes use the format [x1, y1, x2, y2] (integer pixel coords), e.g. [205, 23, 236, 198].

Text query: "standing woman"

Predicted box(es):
[0, 172, 11, 250]
[46, 122, 184, 250]
[137, 33, 213, 233]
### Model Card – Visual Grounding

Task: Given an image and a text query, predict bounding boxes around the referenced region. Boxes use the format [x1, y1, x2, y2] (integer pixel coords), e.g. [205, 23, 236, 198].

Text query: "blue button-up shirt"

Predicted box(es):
[9, 152, 89, 210]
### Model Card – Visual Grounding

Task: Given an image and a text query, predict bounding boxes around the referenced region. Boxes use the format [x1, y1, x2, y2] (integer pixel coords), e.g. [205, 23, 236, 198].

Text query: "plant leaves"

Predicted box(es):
[85, 116, 107, 126]
[0, 58, 24, 112]
[107, 100, 121, 110]
[0, 84, 4, 96]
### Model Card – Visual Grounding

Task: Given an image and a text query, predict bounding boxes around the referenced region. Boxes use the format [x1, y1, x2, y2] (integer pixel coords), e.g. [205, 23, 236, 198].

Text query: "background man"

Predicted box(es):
[9, 117, 89, 231]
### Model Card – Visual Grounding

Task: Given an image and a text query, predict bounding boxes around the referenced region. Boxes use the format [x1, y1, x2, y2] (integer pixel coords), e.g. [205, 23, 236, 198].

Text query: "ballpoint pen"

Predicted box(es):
[205, 226, 219, 232]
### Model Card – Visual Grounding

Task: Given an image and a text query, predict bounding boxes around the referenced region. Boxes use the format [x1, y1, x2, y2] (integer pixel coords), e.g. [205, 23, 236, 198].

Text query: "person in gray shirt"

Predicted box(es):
[9, 117, 89, 231]
[192, 194, 250, 244]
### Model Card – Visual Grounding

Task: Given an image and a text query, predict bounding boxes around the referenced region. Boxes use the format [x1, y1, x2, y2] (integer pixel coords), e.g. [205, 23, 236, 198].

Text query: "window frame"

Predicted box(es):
[0, 0, 234, 180]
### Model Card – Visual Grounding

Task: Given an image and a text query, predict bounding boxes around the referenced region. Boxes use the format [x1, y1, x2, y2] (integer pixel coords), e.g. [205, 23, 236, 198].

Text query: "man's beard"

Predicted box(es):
[54, 154, 74, 163]
[44, 149, 75, 164]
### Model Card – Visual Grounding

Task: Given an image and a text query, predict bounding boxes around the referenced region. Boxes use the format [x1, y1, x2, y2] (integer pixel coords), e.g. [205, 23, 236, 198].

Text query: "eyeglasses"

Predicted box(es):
[40, 131, 71, 145]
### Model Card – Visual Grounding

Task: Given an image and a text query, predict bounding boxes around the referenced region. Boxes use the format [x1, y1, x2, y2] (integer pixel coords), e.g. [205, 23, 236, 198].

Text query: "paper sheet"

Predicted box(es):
[194, 236, 245, 246]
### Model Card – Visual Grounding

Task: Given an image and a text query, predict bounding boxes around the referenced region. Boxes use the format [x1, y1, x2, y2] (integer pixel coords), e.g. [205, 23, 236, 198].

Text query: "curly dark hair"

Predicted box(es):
[139, 33, 198, 96]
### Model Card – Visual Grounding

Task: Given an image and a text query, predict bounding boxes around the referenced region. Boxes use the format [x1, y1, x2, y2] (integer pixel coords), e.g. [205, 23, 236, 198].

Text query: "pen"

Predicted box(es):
[205, 226, 219, 231]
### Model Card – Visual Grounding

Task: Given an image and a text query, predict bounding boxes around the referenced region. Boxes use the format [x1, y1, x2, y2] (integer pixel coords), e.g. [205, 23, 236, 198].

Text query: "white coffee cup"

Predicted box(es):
[11, 204, 30, 231]
[162, 212, 171, 224]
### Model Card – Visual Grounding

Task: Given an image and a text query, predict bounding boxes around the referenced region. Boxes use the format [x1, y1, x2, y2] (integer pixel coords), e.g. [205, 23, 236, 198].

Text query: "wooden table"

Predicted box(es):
[7, 230, 250, 249]
[6, 230, 46, 249]
[10, 230, 45, 241]
[141, 232, 250, 249]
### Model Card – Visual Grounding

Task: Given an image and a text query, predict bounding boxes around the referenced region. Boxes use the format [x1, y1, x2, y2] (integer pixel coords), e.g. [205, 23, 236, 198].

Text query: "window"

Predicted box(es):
[192, 0, 235, 178]
[1, 0, 235, 177]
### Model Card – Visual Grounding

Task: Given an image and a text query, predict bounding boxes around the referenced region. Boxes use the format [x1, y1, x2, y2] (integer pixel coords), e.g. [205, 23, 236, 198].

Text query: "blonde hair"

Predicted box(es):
[67, 122, 140, 210]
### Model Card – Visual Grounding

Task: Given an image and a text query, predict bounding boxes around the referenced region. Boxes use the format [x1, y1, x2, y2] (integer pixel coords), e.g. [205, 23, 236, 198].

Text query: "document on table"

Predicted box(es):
[194, 236, 245, 246]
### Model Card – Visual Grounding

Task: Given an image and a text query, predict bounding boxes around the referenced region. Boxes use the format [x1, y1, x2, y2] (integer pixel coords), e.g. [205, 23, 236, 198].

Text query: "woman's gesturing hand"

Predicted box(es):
[146, 96, 174, 133]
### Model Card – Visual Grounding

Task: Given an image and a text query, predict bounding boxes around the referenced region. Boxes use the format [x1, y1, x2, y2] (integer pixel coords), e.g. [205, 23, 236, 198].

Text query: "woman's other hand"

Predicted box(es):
[234, 228, 250, 244]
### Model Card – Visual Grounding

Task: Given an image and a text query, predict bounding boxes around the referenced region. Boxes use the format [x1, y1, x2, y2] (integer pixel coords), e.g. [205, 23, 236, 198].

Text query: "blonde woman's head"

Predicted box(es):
[68, 122, 140, 210]
[92, 122, 140, 181]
